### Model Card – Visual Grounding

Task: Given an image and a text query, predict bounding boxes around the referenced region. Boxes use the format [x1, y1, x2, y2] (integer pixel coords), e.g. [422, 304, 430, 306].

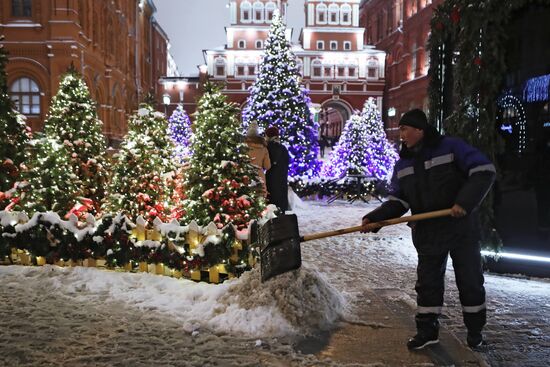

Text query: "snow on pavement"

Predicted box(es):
[1, 198, 550, 366]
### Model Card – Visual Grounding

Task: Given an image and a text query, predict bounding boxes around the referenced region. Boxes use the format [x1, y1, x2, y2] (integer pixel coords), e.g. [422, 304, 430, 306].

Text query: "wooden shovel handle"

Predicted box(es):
[300, 208, 453, 242]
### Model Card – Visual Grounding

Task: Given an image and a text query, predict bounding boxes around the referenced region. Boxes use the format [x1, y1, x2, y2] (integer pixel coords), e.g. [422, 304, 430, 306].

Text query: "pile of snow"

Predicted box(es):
[0, 263, 345, 338]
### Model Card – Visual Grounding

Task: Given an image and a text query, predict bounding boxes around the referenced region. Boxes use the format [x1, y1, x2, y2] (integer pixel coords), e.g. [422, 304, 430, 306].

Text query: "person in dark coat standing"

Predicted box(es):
[361, 109, 496, 350]
[265, 126, 289, 212]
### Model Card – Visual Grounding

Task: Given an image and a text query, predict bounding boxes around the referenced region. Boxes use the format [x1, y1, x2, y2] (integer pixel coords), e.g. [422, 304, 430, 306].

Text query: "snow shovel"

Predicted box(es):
[258, 208, 453, 282]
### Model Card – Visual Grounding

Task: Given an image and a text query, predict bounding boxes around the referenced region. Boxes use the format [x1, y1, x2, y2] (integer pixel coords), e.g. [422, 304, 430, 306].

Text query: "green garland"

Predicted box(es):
[427, 0, 550, 250]
[0, 210, 254, 281]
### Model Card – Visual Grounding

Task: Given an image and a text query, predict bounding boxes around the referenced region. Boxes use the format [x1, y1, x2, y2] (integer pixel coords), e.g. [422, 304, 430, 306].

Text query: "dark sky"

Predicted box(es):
[154, 0, 306, 75]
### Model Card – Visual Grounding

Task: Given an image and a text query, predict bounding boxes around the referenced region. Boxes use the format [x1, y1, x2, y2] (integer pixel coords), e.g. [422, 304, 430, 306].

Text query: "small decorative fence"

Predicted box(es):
[0, 210, 257, 284]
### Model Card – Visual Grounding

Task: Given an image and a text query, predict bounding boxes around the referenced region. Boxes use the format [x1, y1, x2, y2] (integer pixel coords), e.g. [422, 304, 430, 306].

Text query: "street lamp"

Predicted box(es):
[163, 93, 171, 115]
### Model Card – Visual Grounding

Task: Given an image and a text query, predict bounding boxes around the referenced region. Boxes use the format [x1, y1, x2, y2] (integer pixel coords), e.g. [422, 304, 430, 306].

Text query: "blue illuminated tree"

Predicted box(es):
[242, 11, 320, 178]
[168, 105, 193, 163]
[322, 98, 397, 180]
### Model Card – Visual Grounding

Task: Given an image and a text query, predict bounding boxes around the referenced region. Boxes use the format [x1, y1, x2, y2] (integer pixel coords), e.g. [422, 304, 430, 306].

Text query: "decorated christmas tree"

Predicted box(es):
[104, 105, 176, 222]
[184, 83, 264, 230]
[322, 98, 397, 180]
[18, 67, 107, 214]
[242, 11, 320, 178]
[0, 37, 31, 209]
[168, 105, 193, 163]
[18, 137, 80, 213]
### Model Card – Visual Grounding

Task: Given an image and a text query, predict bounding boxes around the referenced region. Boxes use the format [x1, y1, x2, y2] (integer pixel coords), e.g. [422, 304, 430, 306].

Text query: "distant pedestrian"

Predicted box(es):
[319, 134, 328, 158]
[265, 126, 289, 212]
[245, 122, 271, 196]
[361, 109, 496, 350]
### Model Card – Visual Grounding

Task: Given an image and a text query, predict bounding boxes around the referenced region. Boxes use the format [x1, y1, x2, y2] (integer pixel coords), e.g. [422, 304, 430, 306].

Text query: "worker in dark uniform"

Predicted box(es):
[361, 109, 496, 350]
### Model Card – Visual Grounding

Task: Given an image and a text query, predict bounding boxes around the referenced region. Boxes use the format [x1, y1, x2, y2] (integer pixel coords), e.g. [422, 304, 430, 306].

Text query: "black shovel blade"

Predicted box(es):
[260, 236, 301, 282]
[259, 214, 302, 282]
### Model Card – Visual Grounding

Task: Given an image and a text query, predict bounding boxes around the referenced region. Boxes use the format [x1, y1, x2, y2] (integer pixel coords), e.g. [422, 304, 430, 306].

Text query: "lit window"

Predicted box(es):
[9, 77, 41, 115]
[316, 41, 324, 50]
[343, 41, 352, 50]
[11, 0, 32, 17]
[330, 41, 338, 50]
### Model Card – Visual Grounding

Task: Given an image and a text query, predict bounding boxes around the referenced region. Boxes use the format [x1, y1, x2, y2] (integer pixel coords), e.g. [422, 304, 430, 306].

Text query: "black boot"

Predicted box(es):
[463, 309, 486, 348]
[407, 313, 440, 350]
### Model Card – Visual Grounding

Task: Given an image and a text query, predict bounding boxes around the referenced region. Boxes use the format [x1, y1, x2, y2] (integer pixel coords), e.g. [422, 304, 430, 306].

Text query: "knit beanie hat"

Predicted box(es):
[246, 122, 259, 137]
[265, 126, 279, 138]
[399, 109, 428, 130]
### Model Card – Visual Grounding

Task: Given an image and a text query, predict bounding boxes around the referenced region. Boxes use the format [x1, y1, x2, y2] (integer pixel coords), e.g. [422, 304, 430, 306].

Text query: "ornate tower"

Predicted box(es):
[226, 0, 289, 50]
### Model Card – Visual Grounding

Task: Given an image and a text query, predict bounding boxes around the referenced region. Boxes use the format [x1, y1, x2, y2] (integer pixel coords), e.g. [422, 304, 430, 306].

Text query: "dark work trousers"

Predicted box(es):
[415, 238, 486, 334]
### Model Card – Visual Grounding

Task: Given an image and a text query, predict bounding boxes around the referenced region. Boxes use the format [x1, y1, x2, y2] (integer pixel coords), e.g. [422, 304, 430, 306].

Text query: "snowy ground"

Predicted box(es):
[1, 199, 550, 366]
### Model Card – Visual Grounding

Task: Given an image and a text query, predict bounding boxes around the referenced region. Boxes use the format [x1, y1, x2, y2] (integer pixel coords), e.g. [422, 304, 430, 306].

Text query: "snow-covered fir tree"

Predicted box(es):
[104, 105, 176, 222]
[0, 37, 31, 208]
[322, 98, 397, 180]
[168, 105, 193, 163]
[184, 83, 264, 230]
[19, 68, 107, 214]
[242, 11, 320, 178]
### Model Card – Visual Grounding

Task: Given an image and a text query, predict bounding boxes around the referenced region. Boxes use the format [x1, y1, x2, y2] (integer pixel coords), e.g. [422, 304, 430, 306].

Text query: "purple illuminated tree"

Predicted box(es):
[322, 98, 397, 180]
[242, 11, 320, 178]
[168, 105, 193, 163]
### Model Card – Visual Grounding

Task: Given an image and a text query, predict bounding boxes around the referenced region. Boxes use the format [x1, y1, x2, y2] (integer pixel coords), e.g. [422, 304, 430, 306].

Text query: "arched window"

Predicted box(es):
[312, 59, 322, 78]
[328, 4, 339, 24]
[265, 2, 276, 22]
[235, 58, 246, 77]
[348, 64, 357, 78]
[410, 41, 417, 79]
[241, 1, 252, 23]
[367, 59, 379, 79]
[214, 58, 226, 77]
[316, 4, 327, 24]
[253, 2, 264, 23]
[340, 4, 352, 25]
[9, 77, 41, 115]
[255, 40, 263, 49]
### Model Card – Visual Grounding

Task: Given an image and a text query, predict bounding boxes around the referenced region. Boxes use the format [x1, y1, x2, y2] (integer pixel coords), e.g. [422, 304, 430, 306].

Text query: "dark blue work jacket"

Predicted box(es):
[365, 136, 496, 254]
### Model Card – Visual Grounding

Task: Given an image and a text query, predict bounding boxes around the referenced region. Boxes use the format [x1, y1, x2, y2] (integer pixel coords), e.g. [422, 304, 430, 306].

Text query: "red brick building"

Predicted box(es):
[359, 0, 443, 140]
[0, 0, 169, 146]
[196, 0, 385, 138]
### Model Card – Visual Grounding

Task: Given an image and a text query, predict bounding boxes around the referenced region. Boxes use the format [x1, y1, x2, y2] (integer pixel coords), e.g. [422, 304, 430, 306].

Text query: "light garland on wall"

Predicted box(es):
[497, 95, 527, 154]
[523, 74, 550, 103]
